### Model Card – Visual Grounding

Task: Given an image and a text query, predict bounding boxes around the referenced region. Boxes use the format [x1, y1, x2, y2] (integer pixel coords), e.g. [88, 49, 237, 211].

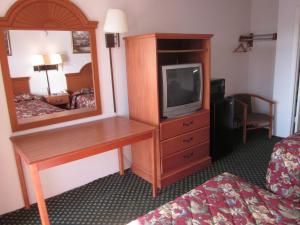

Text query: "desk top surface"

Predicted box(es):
[11, 117, 155, 165]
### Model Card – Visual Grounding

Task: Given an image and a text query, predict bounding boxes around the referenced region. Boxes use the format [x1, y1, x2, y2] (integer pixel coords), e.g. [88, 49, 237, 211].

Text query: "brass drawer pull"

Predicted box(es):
[182, 137, 194, 143]
[182, 120, 194, 127]
[183, 152, 194, 159]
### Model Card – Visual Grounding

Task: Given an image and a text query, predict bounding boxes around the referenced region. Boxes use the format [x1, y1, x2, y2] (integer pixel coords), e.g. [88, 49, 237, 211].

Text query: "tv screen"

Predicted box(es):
[167, 67, 200, 107]
[161, 63, 203, 118]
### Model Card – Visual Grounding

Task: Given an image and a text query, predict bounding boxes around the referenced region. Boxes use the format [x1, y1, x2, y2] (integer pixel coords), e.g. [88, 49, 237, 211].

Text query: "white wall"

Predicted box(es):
[8, 30, 91, 95]
[0, 63, 25, 215]
[0, 0, 252, 215]
[273, 0, 300, 137]
[248, 0, 278, 113]
[122, 0, 252, 95]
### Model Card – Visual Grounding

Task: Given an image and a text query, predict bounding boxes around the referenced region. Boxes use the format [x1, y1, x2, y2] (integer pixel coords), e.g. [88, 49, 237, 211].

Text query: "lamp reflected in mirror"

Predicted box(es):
[32, 54, 44, 68]
[50, 54, 63, 65]
[32, 54, 63, 95]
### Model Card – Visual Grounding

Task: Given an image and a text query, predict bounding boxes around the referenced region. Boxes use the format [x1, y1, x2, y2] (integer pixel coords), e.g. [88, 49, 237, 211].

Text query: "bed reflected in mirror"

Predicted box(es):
[7, 30, 97, 125]
[0, 0, 101, 131]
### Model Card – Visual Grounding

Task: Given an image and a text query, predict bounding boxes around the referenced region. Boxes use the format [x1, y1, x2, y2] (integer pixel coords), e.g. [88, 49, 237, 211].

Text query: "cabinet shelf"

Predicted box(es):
[157, 49, 207, 53]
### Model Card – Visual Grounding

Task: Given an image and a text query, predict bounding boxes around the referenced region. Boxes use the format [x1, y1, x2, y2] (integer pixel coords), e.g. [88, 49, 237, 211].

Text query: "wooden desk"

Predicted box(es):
[11, 117, 157, 225]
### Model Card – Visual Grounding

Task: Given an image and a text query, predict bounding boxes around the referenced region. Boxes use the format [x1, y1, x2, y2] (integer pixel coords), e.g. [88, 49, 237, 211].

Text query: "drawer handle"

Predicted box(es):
[182, 120, 194, 127]
[183, 152, 194, 159]
[182, 137, 194, 143]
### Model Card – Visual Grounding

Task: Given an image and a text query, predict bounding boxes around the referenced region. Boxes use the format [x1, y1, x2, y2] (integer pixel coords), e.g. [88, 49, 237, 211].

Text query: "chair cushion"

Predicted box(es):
[234, 112, 270, 128]
[247, 113, 270, 127]
[266, 133, 300, 203]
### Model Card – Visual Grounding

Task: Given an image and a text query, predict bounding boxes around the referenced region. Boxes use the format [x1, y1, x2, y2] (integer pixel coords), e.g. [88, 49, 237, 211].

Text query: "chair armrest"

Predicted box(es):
[234, 98, 248, 119]
[234, 98, 248, 132]
[250, 94, 275, 105]
[249, 94, 275, 117]
[234, 99, 248, 109]
[233, 93, 275, 104]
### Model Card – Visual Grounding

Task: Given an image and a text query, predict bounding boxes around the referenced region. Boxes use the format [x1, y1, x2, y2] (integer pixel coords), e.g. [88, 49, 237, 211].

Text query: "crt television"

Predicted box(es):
[161, 63, 203, 118]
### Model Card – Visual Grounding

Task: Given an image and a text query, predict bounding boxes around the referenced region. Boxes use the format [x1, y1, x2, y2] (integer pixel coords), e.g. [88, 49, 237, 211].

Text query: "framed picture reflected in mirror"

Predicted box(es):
[72, 31, 91, 54]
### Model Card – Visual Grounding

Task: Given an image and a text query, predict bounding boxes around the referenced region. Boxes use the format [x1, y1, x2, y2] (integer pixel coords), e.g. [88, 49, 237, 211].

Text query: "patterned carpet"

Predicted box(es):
[0, 129, 281, 225]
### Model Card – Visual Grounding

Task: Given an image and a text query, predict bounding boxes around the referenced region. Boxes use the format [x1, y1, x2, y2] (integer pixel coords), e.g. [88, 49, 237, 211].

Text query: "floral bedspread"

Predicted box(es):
[70, 88, 95, 109]
[266, 133, 300, 203]
[128, 173, 300, 225]
[74, 94, 95, 109]
[15, 99, 64, 119]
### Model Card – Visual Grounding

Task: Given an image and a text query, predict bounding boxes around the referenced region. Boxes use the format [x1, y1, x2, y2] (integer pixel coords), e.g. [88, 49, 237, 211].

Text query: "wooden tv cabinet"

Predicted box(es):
[124, 33, 213, 188]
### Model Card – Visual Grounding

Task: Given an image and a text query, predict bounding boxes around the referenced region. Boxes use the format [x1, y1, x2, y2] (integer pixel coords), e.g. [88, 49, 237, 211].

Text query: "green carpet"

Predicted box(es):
[0, 129, 281, 225]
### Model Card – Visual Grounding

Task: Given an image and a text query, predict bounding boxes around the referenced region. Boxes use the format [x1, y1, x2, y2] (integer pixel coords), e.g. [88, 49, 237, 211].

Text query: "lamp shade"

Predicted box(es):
[50, 54, 62, 65]
[103, 9, 128, 33]
[32, 54, 45, 66]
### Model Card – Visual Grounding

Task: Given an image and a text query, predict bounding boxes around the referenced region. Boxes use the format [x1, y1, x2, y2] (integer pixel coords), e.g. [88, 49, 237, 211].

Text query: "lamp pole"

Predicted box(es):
[45, 69, 51, 95]
[104, 8, 128, 114]
[108, 47, 117, 113]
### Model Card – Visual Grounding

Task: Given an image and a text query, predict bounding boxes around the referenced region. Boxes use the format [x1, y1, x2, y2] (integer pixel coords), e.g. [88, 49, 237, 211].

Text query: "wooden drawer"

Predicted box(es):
[162, 142, 209, 174]
[161, 127, 209, 158]
[160, 110, 210, 140]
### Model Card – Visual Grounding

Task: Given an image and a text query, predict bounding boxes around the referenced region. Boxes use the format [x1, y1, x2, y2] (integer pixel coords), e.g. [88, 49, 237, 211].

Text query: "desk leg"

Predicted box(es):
[118, 147, 124, 176]
[151, 130, 157, 197]
[29, 165, 50, 225]
[14, 150, 30, 209]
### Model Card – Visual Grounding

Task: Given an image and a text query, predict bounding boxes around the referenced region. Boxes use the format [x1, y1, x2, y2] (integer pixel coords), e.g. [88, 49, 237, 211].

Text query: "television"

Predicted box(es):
[161, 63, 203, 118]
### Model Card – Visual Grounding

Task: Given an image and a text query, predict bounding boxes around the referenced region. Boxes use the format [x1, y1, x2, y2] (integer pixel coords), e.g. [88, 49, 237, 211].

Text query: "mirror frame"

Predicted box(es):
[0, 0, 102, 131]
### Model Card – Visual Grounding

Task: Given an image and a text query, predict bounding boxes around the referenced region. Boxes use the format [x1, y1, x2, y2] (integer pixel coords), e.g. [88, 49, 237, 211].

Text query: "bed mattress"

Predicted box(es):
[266, 132, 300, 203]
[70, 88, 95, 109]
[15, 99, 64, 119]
[128, 172, 300, 225]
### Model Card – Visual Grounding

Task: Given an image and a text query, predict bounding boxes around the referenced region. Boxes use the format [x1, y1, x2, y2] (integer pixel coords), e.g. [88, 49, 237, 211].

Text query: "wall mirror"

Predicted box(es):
[0, 0, 102, 131]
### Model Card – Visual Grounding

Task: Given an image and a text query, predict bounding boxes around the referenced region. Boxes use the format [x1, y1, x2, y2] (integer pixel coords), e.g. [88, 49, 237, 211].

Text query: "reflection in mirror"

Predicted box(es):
[7, 30, 96, 124]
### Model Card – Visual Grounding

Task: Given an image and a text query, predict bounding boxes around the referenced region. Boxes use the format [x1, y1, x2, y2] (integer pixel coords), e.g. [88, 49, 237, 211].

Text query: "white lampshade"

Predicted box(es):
[103, 9, 128, 33]
[32, 54, 45, 66]
[50, 54, 62, 65]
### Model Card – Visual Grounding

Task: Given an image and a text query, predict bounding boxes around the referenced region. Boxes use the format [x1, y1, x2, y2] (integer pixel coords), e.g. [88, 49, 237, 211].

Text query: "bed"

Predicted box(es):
[266, 132, 300, 203]
[128, 172, 300, 225]
[12, 77, 65, 120]
[65, 63, 95, 109]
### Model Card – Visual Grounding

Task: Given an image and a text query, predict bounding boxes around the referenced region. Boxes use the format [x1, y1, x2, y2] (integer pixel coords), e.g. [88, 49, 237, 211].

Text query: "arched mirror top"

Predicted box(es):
[0, 0, 98, 29]
[0, 0, 102, 131]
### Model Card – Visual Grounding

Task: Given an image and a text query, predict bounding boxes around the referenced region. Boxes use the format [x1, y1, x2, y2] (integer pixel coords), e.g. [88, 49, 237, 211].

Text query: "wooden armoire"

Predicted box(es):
[124, 33, 213, 188]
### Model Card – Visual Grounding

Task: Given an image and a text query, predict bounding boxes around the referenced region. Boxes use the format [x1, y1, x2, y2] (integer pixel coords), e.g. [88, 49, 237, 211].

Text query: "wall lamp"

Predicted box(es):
[104, 9, 128, 113]
[32, 53, 62, 95]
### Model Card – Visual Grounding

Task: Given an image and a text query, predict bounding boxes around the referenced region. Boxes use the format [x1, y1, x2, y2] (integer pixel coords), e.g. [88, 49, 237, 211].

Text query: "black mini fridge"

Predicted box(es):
[210, 79, 234, 161]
